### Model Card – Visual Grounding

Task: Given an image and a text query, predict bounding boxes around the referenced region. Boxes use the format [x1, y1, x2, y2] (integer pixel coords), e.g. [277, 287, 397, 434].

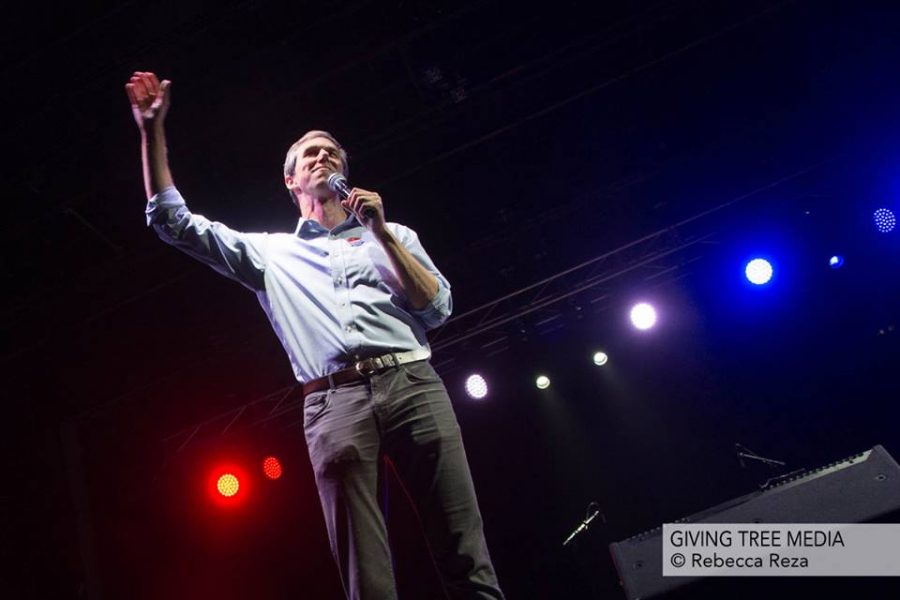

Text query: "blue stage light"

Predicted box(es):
[873, 208, 895, 233]
[828, 255, 844, 269]
[744, 258, 773, 285]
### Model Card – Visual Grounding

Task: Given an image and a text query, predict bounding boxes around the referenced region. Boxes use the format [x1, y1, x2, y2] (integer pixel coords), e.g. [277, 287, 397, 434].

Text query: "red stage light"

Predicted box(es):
[208, 464, 249, 507]
[262, 456, 283, 480]
[216, 473, 240, 497]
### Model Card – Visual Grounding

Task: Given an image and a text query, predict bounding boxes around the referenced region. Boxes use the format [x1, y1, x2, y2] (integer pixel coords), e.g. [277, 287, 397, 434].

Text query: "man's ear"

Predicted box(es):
[284, 176, 299, 208]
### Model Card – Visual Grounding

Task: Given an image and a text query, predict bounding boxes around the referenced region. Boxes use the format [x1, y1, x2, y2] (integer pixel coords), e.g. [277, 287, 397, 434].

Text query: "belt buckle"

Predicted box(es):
[354, 354, 398, 377]
[355, 358, 378, 377]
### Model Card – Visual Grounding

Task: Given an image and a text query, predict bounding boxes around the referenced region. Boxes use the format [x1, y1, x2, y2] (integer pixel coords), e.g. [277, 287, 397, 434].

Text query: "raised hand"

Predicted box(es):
[125, 71, 171, 131]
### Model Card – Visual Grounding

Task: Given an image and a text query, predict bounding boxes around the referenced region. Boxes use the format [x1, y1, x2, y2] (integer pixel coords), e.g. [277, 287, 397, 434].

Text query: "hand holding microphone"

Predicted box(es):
[327, 172, 385, 232]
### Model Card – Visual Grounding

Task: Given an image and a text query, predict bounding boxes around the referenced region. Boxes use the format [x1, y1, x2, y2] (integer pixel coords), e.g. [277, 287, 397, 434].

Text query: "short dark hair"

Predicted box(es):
[283, 130, 349, 179]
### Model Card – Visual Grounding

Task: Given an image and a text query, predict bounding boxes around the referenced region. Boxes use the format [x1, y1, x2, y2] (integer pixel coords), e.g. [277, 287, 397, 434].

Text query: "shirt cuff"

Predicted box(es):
[145, 185, 184, 226]
[410, 278, 452, 330]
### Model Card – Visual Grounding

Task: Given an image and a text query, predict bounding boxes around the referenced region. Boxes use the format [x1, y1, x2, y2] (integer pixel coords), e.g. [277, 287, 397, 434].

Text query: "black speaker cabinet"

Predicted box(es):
[609, 445, 900, 599]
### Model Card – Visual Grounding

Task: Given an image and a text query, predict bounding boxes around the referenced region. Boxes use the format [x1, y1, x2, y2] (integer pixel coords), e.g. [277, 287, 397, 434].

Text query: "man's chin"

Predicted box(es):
[311, 185, 339, 201]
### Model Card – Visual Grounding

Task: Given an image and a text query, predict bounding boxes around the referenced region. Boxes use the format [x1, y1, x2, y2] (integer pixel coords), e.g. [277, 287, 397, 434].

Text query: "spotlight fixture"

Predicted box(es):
[873, 208, 895, 233]
[744, 258, 773, 285]
[216, 473, 240, 498]
[630, 303, 657, 330]
[593, 351, 608, 366]
[464, 374, 489, 399]
[262, 456, 283, 480]
[535, 375, 551, 390]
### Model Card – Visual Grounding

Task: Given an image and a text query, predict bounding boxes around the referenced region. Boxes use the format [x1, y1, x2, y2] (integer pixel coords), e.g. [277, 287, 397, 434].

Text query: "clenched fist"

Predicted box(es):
[125, 71, 171, 131]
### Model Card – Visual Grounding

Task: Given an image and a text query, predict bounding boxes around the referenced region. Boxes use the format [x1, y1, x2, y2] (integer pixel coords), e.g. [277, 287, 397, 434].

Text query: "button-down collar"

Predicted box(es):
[295, 214, 361, 239]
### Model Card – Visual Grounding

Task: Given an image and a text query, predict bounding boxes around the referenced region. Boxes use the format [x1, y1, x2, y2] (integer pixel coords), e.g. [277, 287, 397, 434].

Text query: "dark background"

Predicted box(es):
[4, 1, 900, 598]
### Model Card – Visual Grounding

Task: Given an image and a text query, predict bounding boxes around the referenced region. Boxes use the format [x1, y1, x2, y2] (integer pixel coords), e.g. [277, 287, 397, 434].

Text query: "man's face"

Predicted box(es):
[286, 136, 344, 198]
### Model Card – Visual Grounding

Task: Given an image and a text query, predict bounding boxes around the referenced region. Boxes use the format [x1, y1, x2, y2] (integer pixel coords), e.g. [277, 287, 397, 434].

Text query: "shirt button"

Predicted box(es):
[345, 325, 354, 332]
[336, 276, 344, 285]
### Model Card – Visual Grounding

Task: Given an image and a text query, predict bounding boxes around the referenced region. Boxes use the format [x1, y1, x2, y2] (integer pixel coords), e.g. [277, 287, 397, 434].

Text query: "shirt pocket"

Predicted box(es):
[347, 242, 399, 292]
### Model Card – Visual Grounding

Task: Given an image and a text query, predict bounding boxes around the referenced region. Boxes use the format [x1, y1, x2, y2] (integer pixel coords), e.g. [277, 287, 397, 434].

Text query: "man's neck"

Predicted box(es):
[299, 194, 349, 231]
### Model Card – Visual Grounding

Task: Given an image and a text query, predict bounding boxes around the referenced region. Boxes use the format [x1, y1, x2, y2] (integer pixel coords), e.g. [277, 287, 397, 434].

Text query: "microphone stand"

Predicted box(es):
[563, 502, 606, 547]
[735, 443, 786, 469]
[735, 443, 805, 490]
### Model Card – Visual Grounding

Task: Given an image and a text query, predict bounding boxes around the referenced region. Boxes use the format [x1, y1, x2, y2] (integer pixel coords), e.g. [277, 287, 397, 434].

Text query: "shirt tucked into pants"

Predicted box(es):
[147, 187, 503, 598]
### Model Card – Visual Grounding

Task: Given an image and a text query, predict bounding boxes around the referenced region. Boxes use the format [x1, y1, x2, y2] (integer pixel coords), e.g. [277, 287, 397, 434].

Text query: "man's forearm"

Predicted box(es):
[142, 124, 174, 199]
[376, 229, 439, 310]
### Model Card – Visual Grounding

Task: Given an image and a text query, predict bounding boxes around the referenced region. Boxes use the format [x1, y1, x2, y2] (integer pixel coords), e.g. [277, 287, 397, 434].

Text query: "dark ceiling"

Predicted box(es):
[5, 1, 900, 598]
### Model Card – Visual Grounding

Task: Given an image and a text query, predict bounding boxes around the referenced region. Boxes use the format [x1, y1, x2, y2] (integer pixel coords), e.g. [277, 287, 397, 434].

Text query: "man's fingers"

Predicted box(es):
[343, 189, 383, 223]
[131, 72, 146, 91]
[139, 73, 157, 95]
[132, 77, 149, 102]
[132, 72, 159, 100]
[136, 71, 156, 91]
[125, 83, 138, 106]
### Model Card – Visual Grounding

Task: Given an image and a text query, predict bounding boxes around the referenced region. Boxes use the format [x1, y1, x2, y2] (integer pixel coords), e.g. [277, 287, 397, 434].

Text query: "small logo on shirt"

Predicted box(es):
[346, 237, 365, 247]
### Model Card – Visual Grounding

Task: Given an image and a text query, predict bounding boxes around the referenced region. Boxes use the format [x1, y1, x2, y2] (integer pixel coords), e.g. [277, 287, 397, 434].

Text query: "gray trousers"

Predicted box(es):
[303, 360, 504, 600]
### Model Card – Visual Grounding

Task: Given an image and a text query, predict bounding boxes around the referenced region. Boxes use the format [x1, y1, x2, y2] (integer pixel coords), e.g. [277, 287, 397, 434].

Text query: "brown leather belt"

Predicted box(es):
[302, 348, 431, 397]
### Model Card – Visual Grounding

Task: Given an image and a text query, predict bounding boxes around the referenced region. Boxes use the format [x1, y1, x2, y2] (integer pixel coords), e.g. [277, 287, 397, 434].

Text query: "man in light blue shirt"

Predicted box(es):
[127, 72, 504, 599]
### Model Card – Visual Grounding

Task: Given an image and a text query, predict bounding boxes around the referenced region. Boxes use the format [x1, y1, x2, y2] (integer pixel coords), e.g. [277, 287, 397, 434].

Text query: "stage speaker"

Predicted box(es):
[608, 445, 900, 600]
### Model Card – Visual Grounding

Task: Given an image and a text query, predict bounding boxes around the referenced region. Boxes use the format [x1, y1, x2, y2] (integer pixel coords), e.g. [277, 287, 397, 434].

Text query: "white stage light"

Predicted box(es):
[464, 374, 488, 399]
[630, 303, 657, 330]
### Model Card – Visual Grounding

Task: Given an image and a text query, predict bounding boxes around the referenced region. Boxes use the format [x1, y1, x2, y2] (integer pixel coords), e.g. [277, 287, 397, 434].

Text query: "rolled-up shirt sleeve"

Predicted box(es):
[411, 277, 452, 330]
[391, 224, 453, 330]
[146, 186, 268, 291]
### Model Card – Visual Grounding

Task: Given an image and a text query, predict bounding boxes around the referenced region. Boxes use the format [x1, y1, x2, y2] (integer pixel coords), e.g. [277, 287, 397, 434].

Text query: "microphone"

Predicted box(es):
[562, 502, 604, 546]
[735, 443, 746, 469]
[327, 172, 376, 221]
[326, 172, 352, 199]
